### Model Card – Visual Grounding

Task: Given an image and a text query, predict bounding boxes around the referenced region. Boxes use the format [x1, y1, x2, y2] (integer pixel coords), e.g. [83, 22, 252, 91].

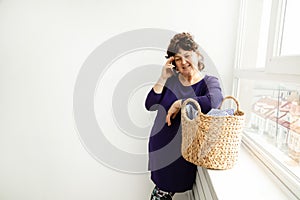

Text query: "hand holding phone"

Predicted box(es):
[161, 57, 176, 80]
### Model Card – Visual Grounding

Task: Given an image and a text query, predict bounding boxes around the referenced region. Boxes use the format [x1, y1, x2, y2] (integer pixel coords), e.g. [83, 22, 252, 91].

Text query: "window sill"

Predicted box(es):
[192, 136, 298, 200]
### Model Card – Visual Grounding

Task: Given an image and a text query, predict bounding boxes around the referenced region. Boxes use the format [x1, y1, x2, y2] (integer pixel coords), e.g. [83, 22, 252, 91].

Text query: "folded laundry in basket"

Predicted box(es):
[207, 108, 234, 116]
[185, 104, 235, 119]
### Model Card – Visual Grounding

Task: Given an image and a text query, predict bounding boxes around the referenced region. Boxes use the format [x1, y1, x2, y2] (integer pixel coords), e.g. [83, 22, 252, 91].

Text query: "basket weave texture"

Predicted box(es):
[181, 96, 245, 170]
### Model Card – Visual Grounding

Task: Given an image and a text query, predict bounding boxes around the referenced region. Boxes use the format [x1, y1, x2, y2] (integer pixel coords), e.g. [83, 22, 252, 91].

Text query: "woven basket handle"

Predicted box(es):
[181, 98, 201, 121]
[218, 96, 241, 113]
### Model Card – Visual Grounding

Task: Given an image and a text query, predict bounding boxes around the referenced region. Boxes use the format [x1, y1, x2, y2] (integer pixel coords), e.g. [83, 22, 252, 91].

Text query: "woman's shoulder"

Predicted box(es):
[203, 74, 220, 83]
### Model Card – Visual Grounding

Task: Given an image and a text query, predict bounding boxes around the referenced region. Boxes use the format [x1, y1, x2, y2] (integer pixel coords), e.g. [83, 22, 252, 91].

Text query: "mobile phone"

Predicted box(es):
[171, 61, 177, 74]
[172, 60, 176, 66]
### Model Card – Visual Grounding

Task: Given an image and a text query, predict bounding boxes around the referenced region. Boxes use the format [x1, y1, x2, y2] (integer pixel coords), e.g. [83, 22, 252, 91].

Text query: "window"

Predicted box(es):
[265, 0, 300, 74]
[280, 0, 300, 56]
[234, 0, 300, 198]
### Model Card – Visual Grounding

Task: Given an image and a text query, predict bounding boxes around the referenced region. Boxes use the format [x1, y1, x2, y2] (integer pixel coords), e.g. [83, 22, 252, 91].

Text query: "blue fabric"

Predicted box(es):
[207, 108, 234, 116]
[145, 75, 223, 192]
[185, 104, 199, 120]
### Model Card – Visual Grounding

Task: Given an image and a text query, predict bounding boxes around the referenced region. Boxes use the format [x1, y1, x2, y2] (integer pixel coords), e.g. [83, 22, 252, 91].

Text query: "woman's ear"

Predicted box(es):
[196, 51, 202, 60]
[196, 52, 204, 71]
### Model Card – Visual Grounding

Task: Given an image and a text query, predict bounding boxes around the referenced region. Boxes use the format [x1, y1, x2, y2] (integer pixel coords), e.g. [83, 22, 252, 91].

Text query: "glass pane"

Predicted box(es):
[238, 0, 272, 69]
[238, 79, 300, 180]
[256, 0, 272, 68]
[280, 0, 300, 56]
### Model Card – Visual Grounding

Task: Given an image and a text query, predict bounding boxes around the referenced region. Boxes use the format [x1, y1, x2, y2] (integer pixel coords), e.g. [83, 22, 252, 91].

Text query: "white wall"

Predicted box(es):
[0, 0, 240, 199]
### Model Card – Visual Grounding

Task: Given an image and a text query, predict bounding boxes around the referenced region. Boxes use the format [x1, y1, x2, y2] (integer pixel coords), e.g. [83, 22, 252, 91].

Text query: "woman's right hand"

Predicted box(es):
[153, 57, 175, 94]
[160, 57, 175, 80]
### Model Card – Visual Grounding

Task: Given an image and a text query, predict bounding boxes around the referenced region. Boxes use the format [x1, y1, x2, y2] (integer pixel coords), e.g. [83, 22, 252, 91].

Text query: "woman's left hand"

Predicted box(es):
[166, 100, 182, 126]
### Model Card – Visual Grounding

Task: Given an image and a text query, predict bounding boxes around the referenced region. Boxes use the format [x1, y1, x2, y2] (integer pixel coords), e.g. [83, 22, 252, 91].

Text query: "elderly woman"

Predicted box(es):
[145, 32, 223, 200]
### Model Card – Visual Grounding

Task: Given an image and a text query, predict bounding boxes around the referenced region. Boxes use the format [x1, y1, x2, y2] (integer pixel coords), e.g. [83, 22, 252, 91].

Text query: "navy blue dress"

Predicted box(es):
[145, 75, 223, 193]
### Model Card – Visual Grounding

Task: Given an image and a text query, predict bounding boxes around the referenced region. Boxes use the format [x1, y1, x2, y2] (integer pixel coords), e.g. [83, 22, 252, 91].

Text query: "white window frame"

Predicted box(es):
[266, 0, 300, 75]
[233, 0, 300, 198]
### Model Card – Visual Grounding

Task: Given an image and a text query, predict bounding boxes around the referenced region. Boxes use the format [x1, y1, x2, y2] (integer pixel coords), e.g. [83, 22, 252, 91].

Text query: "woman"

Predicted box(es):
[145, 32, 223, 200]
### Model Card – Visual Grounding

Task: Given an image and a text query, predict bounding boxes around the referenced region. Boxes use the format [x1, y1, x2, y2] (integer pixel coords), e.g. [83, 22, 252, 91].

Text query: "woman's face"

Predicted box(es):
[174, 48, 199, 76]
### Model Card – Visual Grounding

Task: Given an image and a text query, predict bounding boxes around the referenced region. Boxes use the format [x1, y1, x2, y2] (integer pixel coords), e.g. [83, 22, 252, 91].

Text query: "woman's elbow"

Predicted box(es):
[210, 93, 224, 108]
[145, 101, 157, 111]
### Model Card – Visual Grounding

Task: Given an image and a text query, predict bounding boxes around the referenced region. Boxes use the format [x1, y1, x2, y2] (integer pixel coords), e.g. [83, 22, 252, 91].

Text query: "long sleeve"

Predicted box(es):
[145, 88, 164, 111]
[189, 76, 223, 113]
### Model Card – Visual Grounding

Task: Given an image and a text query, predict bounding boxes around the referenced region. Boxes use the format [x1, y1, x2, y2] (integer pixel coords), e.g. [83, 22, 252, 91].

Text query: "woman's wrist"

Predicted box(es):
[158, 76, 167, 84]
[176, 99, 182, 108]
[153, 77, 167, 94]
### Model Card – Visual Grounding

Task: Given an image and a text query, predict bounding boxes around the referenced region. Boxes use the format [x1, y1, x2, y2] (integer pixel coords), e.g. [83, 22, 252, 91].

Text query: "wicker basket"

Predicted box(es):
[181, 96, 245, 170]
